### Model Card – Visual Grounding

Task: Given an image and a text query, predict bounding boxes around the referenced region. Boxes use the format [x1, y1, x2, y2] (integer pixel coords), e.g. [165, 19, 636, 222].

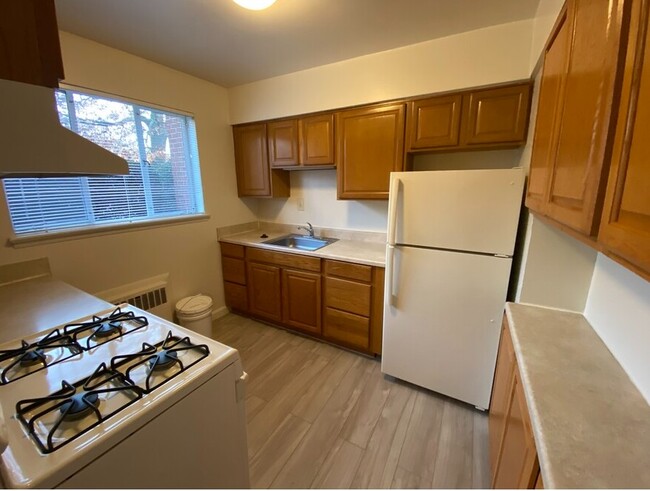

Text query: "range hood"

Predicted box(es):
[0, 79, 129, 178]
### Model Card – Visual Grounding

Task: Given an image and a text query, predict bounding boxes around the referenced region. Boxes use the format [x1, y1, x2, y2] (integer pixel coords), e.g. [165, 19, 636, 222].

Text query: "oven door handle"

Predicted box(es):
[0, 404, 8, 455]
[236, 371, 248, 403]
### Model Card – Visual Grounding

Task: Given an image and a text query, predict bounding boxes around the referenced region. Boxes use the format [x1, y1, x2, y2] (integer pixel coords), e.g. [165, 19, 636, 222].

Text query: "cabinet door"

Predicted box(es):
[599, 0, 650, 278]
[247, 262, 282, 322]
[492, 371, 539, 489]
[282, 269, 321, 334]
[336, 103, 405, 199]
[233, 124, 290, 198]
[299, 114, 335, 166]
[0, 0, 64, 88]
[489, 319, 516, 477]
[461, 84, 530, 146]
[545, 0, 628, 235]
[407, 95, 462, 150]
[526, 7, 571, 214]
[268, 119, 299, 168]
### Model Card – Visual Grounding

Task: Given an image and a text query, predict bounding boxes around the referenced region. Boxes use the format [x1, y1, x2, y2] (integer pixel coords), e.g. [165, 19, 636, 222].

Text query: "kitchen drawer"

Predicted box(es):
[324, 259, 372, 282]
[220, 242, 245, 259]
[323, 307, 370, 350]
[224, 282, 248, 312]
[222, 257, 246, 285]
[246, 247, 321, 272]
[324, 277, 371, 316]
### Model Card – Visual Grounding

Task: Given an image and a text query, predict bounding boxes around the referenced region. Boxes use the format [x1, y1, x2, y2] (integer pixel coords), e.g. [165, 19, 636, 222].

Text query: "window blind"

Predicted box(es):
[3, 89, 205, 236]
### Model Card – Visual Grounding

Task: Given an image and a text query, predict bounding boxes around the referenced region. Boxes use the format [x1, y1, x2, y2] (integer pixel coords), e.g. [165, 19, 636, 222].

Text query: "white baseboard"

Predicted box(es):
[212, 306, 229, 320]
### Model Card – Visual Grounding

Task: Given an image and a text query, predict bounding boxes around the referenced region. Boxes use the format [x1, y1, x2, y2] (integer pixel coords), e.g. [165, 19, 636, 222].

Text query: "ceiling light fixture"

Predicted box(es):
[232, 0, 277, 10]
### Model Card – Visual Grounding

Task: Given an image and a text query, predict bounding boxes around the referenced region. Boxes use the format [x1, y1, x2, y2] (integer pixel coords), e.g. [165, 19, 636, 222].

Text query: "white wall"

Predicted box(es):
[515, 215, 597, 311]
[234, 19, 534, 231]
[585, 255, 650, 403]
[229, 19, 534, 124]
[256, 170, 388, 231]
[0, 32, 258, 318]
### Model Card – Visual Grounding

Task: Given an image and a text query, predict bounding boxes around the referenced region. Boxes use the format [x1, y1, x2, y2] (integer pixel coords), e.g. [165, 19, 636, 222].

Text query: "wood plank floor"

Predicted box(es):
[212, 314, 490, 489]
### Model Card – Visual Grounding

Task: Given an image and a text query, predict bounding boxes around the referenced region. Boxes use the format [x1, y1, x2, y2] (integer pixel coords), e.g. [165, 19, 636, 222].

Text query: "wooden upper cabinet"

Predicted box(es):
[599, 0, 650, 279]
[461, 84, 531, 146]
[268, 119, 299, 168]
[527, 0, 630, 236]
[407, 95, 462, 150]
[299, 113, 335, 166]
[0, 0, 64, 88]
[336, 103, 406, 200]
[233, 123, 290, 198]
[526, 7, 572, 215]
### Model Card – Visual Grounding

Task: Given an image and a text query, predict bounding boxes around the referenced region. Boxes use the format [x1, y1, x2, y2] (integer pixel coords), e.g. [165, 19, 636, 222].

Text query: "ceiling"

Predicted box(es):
[55, 0, 540, 88]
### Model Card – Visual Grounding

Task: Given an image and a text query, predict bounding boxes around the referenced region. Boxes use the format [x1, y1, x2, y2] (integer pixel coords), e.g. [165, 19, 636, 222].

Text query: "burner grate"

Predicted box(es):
[64, 307, 148, 350]
[15, 363, 143, 454]
[112, 331, 210, 393]
[0, 330, 82, 385]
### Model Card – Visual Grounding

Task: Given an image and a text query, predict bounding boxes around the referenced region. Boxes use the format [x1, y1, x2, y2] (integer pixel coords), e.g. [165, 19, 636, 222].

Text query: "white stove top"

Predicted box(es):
[0, 304, 240, 489]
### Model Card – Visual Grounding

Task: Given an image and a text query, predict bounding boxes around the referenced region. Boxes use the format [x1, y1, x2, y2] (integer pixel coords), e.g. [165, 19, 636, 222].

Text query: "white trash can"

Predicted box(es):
[175, 295, 213, 337]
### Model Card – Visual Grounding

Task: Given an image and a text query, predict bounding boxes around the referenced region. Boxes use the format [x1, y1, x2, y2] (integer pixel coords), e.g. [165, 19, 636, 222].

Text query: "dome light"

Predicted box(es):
[232, 0, 277, 10]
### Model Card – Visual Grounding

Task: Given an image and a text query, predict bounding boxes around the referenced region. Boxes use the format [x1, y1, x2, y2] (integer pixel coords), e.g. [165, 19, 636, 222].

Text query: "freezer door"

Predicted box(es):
[382, 245, 512, 409]
[388, 168, 524, 255]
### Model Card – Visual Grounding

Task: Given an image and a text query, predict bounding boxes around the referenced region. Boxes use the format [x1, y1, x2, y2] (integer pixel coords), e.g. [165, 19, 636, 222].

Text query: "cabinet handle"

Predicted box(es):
[386, 244, 399, 307]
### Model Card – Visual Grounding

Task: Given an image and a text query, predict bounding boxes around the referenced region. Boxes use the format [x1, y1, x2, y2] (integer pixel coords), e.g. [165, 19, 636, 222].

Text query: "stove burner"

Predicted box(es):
[148, 350, 178, 370]
[94, 321, 122, 338]
[20, 348, 46, 367]
[64, 307, 148, 350]
[60, 392, 100, 420]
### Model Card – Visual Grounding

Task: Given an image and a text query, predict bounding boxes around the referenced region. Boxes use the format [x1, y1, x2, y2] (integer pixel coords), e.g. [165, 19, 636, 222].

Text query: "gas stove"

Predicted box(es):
[0, 304, 249, 488]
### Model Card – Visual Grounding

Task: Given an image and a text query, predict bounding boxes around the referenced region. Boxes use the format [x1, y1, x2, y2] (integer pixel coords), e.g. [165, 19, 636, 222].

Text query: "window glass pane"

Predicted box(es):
[2, 89, 204, 236]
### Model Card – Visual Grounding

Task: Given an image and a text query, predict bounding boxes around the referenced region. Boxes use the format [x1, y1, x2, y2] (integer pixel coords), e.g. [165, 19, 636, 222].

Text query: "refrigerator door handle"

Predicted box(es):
[386, 244, 398, 307]
[387, 176, 401, 246]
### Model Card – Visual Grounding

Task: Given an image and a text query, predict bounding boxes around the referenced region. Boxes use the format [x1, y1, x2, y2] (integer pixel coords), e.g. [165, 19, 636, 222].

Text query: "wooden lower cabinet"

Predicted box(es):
[490, 315, 540, 489]
[282, 269, 321, 334]
[219, 243, 383, 355]
[322, 260, 383, 354]
[247, 262, 282, 323]
[489, 320, 516, 473]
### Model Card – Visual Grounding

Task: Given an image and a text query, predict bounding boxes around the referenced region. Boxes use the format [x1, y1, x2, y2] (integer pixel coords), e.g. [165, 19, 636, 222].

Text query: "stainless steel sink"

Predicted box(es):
[263, 234, 338, 251]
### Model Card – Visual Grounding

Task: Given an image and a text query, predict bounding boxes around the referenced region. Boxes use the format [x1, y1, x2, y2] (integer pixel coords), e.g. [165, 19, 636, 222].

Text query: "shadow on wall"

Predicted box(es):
[412, 148, 524, 171]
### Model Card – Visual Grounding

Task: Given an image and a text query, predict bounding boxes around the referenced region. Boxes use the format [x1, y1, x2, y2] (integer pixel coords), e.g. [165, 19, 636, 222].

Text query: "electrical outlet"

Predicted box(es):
[297, 197, 305, 211]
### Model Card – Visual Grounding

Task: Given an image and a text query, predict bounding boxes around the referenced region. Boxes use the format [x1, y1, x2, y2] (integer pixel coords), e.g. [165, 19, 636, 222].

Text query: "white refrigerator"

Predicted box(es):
[382, 168, 524, 410]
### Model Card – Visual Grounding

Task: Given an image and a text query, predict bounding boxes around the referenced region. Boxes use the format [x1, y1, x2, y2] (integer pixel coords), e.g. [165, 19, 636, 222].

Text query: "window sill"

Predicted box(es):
[8, 214, 211, 248]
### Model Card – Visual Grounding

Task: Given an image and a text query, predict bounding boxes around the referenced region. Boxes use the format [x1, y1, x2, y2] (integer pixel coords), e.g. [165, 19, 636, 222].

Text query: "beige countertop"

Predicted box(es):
[505, 302, 650, 488]
[0, 277, 113, 344]
[218, 228, 387, 267]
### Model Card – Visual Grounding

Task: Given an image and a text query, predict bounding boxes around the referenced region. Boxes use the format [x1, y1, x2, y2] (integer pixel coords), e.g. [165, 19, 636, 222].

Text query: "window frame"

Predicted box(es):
[3, 85, 207, 245]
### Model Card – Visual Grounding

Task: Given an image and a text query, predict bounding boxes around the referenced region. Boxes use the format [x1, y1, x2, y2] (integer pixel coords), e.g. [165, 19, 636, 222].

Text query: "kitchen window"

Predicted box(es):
[3, 89, 205, 238]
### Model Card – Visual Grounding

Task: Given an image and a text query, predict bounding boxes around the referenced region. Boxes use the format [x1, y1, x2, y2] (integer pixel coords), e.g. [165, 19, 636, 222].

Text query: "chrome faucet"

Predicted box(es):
[297, 222, 315, 237]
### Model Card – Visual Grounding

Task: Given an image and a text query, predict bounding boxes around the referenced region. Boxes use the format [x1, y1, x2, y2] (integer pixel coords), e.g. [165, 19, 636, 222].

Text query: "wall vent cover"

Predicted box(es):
[114, 287, 167, 311]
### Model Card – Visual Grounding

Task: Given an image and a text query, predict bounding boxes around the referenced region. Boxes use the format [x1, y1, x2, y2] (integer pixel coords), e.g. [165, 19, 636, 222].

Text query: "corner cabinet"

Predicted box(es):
[598, 0, 650, 278]
[233, 123, 290, 198]
[336, 103, 406, 200]
[219, 242, 384, 355]
[525, 0, 630, 236]
[0, 0, 64, 88]
[490, 317, 541, 489]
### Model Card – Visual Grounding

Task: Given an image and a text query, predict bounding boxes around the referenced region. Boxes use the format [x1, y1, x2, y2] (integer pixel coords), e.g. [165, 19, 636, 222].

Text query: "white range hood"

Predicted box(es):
[0, 79, 129, 178]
